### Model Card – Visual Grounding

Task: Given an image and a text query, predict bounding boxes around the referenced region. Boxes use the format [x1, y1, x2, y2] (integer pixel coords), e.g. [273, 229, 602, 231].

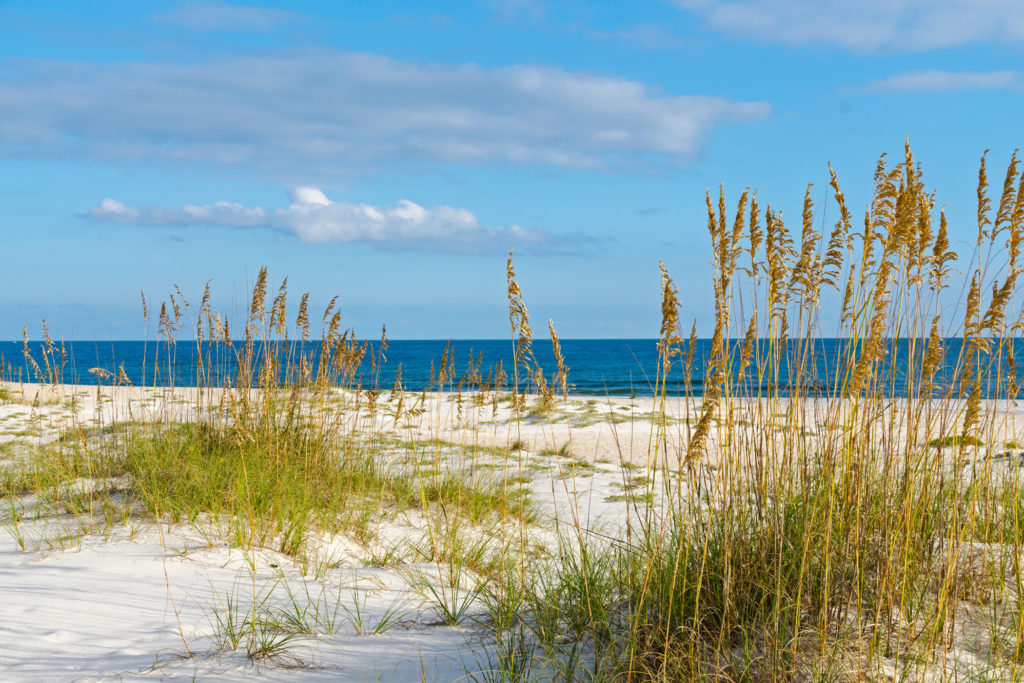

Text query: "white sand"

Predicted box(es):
[2, 381, 1023, 680]
[0, 382, 662, 680]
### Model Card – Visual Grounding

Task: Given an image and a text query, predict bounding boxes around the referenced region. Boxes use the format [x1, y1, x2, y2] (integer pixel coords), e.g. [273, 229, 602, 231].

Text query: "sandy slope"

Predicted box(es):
[1, 381, 1023, 680]
[0, 382, 658, 681]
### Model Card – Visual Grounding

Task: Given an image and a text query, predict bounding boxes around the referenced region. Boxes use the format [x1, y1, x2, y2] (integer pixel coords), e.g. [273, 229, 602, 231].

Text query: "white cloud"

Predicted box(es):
[674, 0, 1024, 51]
[0, 51, 769, 172]
[88, 188, 570, 253]
[91, 197, 267, 226]
[155, 2, 298, 32]
[864, 70, 1020, 92]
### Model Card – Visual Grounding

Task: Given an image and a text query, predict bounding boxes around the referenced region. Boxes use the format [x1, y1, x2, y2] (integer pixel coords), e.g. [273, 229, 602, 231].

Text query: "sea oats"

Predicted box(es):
[548, 321, 569, 401]
[977, 150, 992, 247]
[296, 292, 310, 343]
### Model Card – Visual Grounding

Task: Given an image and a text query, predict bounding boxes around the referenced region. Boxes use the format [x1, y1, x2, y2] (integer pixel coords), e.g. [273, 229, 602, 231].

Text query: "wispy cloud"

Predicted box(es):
[155, 1, 299, 32]
[584, 24, 687, 50]
[674, 0, 1024, 52]
[863, 70, 1020, 92]
[88, 188, 579, 253]
[486, 0, 547, 23]
[0, 51, 769, 173]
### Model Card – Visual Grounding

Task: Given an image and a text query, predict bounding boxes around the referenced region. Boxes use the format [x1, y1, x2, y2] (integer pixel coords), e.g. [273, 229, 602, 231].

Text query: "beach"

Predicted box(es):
[0, 381, 692, 680]
[3, 380, 1024, 679]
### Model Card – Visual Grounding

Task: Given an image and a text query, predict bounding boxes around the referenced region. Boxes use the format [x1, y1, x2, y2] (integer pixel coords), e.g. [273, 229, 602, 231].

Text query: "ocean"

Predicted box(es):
[1, 338, 1022, 398]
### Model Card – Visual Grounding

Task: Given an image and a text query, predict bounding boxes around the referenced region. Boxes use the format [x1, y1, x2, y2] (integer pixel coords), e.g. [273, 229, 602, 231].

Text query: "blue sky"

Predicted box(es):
[1, 0, 1021, 340]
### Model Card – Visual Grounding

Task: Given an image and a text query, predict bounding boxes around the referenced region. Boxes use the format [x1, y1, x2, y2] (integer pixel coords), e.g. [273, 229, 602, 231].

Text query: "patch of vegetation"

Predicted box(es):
[2, 417, 532, 559]
[928, 435, 985, 449]
[603, 492, 654, 504]
[474, 146, 1024, 681]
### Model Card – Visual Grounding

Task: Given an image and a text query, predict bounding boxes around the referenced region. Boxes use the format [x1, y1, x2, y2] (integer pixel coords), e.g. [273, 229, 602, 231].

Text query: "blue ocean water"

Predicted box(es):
[1, 338, 1022, 398]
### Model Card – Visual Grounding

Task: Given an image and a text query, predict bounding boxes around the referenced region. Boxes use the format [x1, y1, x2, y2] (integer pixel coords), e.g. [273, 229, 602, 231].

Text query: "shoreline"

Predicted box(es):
[4, 380, 1024, 469]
